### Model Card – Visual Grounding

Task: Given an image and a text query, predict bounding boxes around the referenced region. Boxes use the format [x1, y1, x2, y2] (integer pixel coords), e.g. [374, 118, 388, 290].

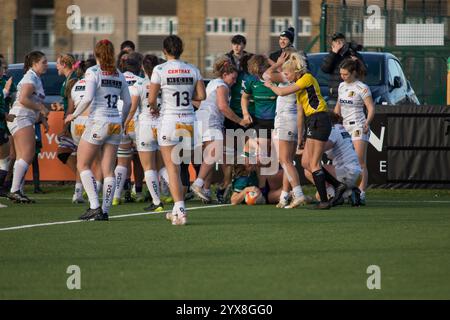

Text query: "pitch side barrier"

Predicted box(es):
[364, 105, 450, 189]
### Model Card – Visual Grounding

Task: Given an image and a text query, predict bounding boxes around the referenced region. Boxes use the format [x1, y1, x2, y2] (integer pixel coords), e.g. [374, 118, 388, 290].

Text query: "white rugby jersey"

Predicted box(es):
[338, 80, 371, 124]
[275, 82, 297, 116]
[150, 60, 202, 116]
[197, 78, 228, 126]
[134, 76, 161, 121]
[71, 78, 89, 116]
[82, 65, 129, 122]
[11, 69, 45, 119]
[117, 71, 142, 119]
[325, 124, 360, 170]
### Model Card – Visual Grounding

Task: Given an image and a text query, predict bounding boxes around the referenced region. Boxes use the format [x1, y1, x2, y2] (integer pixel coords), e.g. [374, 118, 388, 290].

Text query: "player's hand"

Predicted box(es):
[276, 51, 289, 65]
[5, 113, 16, 122]
[64, 114, 75, 124]
[150, 107, 159, 117]
[363, 122, 370, 134]
[40, 105, 49, 117]
[243, 113, 253, 125]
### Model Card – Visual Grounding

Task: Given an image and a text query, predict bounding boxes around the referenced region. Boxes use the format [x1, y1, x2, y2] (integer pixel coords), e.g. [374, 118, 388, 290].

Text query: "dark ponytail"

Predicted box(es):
[339, 58, 367, 80]
[24, 51, 45, 74]
[142, 54, 160, 78]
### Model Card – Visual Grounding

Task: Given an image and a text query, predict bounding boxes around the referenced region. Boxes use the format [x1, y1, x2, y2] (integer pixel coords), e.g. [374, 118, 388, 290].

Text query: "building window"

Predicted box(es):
[138, 16, 178, 35]
[72, 16, 114, 34]
[206, 17, 246, 34]
[270, 17, 312, 36]
[205, 54, 223, 72]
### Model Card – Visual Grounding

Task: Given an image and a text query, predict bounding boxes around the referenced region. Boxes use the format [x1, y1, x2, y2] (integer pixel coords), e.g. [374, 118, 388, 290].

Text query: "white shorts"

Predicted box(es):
[7, 115, 35, 136]
[158, 114, 195, 148]
[81, 119, 123, 146]
[136, 119, 159, 152]
[273, 114, 297, 142]
[344, 122, 370, 142]
[70, 116, 89, 146]
[335, 166, 362, 188]
[195, 110, 224, 146]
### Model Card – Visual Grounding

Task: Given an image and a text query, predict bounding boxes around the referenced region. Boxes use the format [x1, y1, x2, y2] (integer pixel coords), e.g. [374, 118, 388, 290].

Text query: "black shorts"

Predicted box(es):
[253, 118, 274, 139]
[305, 112, 331, 142]
[224, 118, 245, 131]
[0, 128, 10, 145]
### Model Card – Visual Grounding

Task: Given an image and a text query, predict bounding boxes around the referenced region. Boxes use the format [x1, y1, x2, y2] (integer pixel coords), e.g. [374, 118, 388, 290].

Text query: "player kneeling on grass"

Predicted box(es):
[230, 164, 265, 205]
[303, 112, 363, 206]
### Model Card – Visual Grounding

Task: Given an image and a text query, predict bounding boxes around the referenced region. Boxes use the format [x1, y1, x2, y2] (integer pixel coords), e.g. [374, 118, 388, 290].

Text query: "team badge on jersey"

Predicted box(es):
[348, 91, 355, 97]
[353, 129, 362, 138]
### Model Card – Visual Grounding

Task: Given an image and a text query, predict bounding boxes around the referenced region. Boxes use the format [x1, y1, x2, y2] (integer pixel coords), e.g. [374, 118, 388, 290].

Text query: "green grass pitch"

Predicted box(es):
[0, 186, 449, 299]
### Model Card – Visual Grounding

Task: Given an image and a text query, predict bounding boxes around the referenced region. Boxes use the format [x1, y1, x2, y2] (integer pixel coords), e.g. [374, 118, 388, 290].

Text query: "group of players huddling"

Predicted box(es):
[0, 30, 374, 225]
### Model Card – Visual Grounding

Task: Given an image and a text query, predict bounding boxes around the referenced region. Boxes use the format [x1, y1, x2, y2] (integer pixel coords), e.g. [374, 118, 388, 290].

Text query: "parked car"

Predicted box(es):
[307, 52, 420, 105]
[6, 62, 65, 108]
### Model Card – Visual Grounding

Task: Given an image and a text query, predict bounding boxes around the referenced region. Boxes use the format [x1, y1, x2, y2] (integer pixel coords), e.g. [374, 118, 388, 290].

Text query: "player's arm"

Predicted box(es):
[264, 52, 289, 83]
[124, 94, 139, 130]
[363, 95, 375, 134]
[67, 73, 95, 122]
[230, 186, 259, 205]
[192, 79, 206, 102]
[19, 84, 46, 112]
[296, 103, 305, 153]
[241, 92, 253, 124]
[334, 101, 341, 115]
[120, 81, 132, 125]
[264, 82, 299, 96]
[217, 85, 246, 126]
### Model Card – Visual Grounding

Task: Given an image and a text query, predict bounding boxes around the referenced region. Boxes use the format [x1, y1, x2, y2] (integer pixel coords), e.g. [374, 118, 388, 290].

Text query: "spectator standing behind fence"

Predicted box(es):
[225, 35, 249, 71]
[269, 28, 308, 68]
[320, 32, 364, 105]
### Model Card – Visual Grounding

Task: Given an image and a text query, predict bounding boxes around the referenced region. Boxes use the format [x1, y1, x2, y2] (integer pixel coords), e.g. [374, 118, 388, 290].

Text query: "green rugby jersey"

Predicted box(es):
[232, 171, 259, 193]
[243, 78, 277, 120]
[230, 72, 257, 117]
[61, 72, 78, 113]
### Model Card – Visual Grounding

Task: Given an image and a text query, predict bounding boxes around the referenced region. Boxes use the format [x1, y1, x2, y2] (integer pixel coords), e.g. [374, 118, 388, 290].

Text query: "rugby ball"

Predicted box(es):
[245, 191, 259, 205]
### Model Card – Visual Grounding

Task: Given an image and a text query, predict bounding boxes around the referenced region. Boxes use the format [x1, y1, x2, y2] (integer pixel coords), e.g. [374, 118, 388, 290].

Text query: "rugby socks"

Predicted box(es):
[145, 170, 161, 206]
[292, 185, 304, 199]
[193, 178, 204, 188]
[158, 167, 169, 186]
[280, 190, 290, 203]
[113, 165, 127, 200]
[312, 169, 328, 203]
[101, 176, 116, 214]
[173, 200, 186, 216]
[322, 167, 340, 188]
[11, 159, 28, 193]
[80, 170, 100, 209]
[74, 182, 83, 199]
[203, 188, 211, 198]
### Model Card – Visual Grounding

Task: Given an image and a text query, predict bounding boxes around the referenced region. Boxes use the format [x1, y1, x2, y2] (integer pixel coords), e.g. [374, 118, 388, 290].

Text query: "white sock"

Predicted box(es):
[173, 201, 186, 216]
[193, 178, 204, 188]
[11, 159, 28, 193]
[203, 188, 211, 197]
[20, 177, 25, 193]
[95, 180, 103, 196]
[280, 190, 289, 202]
[102, 176, 116, 214]
[360, 191, 366, 200]
[292, 185, 304, 199]
[80, 170, 100, 209]
[113, 165, 127, 200]
[145, 170, 161, 205]
[74, 182, 83, 198]
[158, 167, 169, 186]
[0, 157, 10, 171]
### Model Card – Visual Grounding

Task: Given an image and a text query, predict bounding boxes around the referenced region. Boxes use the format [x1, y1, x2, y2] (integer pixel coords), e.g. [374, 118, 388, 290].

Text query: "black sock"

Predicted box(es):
[322, 167, 340, 188]
[180, 163, 190, 187]
[312, 169, 328, 203]
[135, 185, 142, 193]
[124, 179, 131, 191]
[0, 170, 8, 189]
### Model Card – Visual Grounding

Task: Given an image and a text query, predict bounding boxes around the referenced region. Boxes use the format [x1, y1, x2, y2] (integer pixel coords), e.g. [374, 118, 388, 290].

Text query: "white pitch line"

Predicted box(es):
[0, 204, 232, 232]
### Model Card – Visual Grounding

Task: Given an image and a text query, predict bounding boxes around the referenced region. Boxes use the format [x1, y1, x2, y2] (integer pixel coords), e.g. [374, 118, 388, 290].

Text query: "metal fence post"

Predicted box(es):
[320, 1, 327, 52]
